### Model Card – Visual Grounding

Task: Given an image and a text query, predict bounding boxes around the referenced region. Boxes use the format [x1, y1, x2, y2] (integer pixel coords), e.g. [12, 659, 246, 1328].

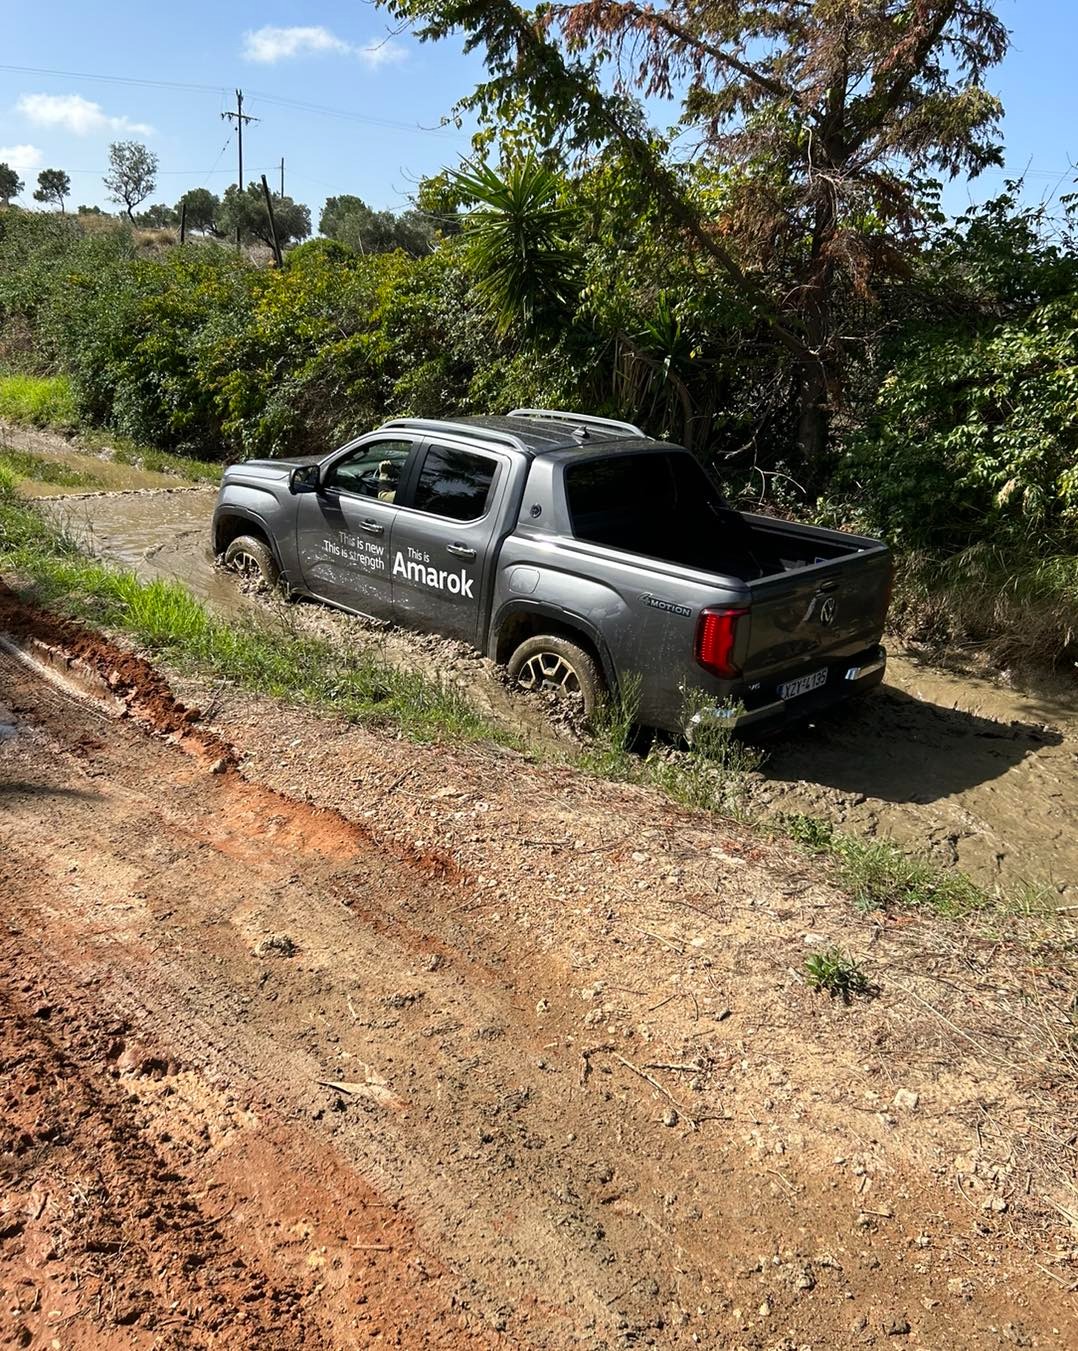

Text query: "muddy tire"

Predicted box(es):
[223, 535, 279, 590]
[507, 634, 606, 721]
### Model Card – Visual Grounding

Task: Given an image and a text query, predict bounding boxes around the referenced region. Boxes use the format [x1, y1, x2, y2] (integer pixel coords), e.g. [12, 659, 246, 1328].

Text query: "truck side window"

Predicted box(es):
[410, 443, 497, 521]
[324, 439, 412, 500]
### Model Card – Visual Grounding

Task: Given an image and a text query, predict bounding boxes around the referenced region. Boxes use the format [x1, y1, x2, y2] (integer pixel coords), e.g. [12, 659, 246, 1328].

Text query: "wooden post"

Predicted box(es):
[179, 199, 187, 245]
[260, 174, 283, 268]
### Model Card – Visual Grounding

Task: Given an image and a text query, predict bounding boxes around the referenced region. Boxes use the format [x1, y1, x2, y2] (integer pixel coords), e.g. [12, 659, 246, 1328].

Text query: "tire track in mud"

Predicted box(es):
[1, 592, 1076, 1349]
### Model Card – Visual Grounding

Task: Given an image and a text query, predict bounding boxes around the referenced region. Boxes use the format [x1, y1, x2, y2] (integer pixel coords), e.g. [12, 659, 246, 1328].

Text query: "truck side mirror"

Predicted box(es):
[289, 463, 320, 494]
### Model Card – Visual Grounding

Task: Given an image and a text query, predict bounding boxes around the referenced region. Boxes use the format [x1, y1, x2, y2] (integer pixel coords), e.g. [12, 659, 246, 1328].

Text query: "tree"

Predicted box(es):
[220, 182, 311, 250]
[104, 141, 158, 220]
[0, 163, 24, 206]
[381, 0, 1009, 469]
[176, 187, 222, 236]
[319, 193, 435, 255]
[452, 157, 579, 332]
[33, 168, 71, 213]
[135, 203, 179, 228]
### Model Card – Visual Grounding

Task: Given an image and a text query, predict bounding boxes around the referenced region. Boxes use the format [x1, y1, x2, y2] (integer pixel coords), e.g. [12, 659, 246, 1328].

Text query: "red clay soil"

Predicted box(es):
[1, 589, 1076, 1349]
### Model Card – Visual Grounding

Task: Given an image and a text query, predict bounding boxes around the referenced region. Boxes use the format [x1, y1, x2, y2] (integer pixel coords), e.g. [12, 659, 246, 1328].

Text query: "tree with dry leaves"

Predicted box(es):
[383, 0, 1009, 469]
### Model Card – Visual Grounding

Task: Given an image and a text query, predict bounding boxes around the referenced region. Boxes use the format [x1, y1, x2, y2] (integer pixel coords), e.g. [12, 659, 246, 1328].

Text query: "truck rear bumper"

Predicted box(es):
[691, 646, 887, 734]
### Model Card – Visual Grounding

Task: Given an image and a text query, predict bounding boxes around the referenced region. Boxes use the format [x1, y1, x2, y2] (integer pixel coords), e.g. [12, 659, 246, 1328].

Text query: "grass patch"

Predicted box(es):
[0, 480, 504, 746]
[0, 373, 79, 428]
[0, 447, 108, 489]
[803, 948, 872, 1001]
[782, 812, 988, 917]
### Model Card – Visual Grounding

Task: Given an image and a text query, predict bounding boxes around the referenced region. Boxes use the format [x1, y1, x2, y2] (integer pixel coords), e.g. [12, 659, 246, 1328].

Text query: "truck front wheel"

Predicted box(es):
[223, 534, 280, 591]
[507, 634, 606, 721]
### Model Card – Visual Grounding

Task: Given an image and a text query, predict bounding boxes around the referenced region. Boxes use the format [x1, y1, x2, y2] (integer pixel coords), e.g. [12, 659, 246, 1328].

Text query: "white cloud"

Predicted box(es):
[242, 25, 406, 68]
[0, 143, 43, 175]
[242, 25, 349, 62]
[16, 93, 153, 138]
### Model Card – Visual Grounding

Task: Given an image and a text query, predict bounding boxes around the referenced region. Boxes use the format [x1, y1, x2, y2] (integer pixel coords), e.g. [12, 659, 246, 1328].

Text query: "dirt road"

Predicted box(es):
[2, 587, 1076, 1347]
[39, 471, 1078, 902]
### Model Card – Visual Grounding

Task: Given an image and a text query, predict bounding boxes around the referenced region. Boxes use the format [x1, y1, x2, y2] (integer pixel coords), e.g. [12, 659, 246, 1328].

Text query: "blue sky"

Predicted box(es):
[0, 1, 1073, 222]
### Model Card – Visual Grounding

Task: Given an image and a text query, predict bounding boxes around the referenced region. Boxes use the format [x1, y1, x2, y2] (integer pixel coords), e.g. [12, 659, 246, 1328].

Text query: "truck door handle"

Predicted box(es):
[358, 519, 384, 535]
[446, 543, 476, 560]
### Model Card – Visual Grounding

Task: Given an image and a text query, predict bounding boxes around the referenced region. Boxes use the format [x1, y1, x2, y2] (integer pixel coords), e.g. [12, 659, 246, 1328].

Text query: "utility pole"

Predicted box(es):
[221, 89, 258, 251]
[279, 157, 285, 198]
[261, 175, 283, 268]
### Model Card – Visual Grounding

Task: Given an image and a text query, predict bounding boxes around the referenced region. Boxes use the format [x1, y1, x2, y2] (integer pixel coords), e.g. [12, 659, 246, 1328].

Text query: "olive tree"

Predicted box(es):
[33, 168, 71, 213]
[104, 141, 159, 220]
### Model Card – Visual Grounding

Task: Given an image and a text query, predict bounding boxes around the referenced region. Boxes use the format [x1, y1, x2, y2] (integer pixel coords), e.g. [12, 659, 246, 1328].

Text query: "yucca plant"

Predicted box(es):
[451, 156, 581, 335]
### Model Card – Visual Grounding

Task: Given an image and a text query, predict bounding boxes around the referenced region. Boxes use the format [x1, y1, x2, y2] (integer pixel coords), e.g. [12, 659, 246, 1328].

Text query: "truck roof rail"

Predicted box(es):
[381, 417, 530, 452]
[507, 408, 648, 439]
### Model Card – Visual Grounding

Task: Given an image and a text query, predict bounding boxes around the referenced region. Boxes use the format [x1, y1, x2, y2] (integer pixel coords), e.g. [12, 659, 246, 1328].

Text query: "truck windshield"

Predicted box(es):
[565, 450, 759, 573]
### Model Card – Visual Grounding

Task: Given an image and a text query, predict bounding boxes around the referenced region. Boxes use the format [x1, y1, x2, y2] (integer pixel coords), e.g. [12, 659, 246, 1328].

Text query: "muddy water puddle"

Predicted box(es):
[1, 421, 193, 495]
[35, 485, 1078, 901]
[42, 488, 244, 610]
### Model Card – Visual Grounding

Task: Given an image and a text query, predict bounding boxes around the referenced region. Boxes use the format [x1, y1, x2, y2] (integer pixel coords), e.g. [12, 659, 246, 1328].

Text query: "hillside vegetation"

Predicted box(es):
[0, 193, 1075, 666]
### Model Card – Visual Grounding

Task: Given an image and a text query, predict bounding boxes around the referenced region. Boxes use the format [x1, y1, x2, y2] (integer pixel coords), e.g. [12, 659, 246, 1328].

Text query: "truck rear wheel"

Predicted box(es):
[223, 534, 279, 591]
[507, 634, 606, 721]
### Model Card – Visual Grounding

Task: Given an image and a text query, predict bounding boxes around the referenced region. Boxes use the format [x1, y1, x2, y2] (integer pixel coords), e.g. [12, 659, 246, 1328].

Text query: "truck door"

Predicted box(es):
[391, 439, 507, 644]
[294, 436, 418, 618]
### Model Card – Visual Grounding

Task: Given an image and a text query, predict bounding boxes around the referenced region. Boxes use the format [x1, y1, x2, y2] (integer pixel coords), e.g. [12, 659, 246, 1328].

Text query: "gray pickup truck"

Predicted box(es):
[212, 408, 891, 735]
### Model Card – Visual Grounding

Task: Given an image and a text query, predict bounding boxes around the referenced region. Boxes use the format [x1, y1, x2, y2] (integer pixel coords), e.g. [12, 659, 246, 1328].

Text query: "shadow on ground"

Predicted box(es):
[762, 684, 1062, 805]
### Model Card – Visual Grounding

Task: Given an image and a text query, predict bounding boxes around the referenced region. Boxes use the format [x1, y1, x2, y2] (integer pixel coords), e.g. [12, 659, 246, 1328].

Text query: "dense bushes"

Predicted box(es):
[834, 197, 1078, 555]
[0, 210, 572, 461]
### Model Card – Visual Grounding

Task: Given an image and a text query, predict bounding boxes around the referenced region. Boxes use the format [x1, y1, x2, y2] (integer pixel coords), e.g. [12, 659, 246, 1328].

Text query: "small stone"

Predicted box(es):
[757, 1300, 771, 1318]
[535, 999, 550, 1014]
[982, 1195, 1008, 1213]
[254, 933, 297, 958]
[209, 756, 230, 775]
[892, 1089, 920, 1111]
[795, 1269, 816, 1292]
[851, 1315, 867, 1333]
[662, 1107, 679, 1127]
[884, 1317, 911, 1336]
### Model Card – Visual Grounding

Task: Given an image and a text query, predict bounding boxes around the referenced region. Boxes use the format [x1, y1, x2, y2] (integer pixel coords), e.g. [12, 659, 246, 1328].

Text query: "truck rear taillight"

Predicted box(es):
[695, 606, 748, 679]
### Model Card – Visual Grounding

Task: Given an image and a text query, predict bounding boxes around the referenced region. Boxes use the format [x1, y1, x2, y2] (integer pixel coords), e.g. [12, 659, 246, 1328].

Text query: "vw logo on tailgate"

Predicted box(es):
[818, 596, 838, 626]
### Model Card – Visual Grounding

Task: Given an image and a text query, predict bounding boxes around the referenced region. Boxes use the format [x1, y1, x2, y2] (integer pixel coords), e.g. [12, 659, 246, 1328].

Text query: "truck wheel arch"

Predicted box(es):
[491, 603, 618, 698]
[214, 511, 281, 567]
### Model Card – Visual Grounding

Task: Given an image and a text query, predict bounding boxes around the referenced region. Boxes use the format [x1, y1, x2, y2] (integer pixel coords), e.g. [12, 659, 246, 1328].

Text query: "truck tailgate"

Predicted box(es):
[741, 549, 891, 682]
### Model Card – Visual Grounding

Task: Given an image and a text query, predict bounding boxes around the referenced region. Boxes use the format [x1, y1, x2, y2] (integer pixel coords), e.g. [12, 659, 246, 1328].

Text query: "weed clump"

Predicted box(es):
[581, 679, 764, 816]
[781, 812, 988, 916]
[804, 948, 872, 1001]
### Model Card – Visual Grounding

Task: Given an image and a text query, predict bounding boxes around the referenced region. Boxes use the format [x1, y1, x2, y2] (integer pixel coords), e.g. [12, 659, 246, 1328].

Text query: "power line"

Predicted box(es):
[0, 61, 467, 138]
[0, 63, 226, 94]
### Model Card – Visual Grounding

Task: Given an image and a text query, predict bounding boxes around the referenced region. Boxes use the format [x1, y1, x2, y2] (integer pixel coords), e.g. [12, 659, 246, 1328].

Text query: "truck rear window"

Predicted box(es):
[566, 451, 721, 533]
[564, 450, 762, 572]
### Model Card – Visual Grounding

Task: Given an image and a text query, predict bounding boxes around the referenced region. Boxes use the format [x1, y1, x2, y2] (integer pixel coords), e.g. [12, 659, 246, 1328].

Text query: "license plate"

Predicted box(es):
[778, 667, 828, 700]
